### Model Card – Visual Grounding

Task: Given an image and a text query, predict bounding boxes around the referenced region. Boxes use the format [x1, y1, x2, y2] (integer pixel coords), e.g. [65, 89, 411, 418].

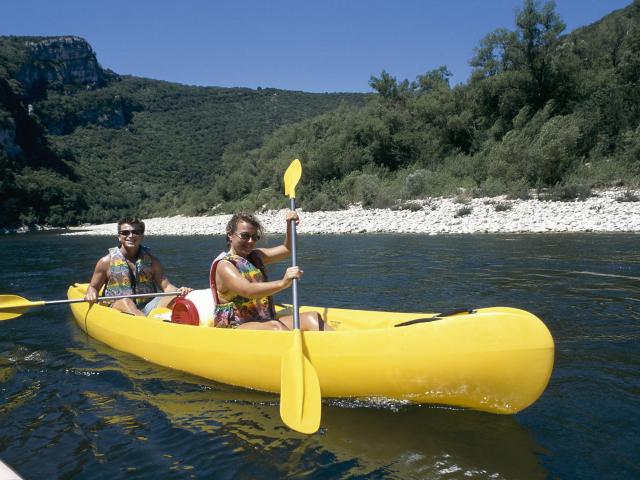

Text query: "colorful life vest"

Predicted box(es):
[103, 246, 157, 306]
[209, 251, 275, 328]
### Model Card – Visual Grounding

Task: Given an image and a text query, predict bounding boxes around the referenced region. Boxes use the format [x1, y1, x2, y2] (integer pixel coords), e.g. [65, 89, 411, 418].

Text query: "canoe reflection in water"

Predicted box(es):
[71, 332, 549, 479]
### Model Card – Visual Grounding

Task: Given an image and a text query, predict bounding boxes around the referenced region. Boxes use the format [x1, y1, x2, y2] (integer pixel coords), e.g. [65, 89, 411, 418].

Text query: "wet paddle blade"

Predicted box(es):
[280, 329, 321, 434]
[0, 295, 44, 321]
[284, 159, 302, 198]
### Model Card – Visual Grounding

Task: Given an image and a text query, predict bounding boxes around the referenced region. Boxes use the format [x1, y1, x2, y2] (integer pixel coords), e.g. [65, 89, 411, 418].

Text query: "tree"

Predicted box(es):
[470, 28, 519, 78]
[470, 1, 570, 115]
[414, 66, 452, 94]
[516, 0, 567, 107]
[369, 70, 412, 103]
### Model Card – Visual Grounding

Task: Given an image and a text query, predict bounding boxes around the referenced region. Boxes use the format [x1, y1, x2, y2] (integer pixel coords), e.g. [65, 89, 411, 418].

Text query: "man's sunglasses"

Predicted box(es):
[119, 229, 142, 237]
[235, 232, 261, 242]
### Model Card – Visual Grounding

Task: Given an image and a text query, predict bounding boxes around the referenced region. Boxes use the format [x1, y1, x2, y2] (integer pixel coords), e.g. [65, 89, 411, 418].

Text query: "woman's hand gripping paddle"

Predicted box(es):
[279, 159, 321, 434]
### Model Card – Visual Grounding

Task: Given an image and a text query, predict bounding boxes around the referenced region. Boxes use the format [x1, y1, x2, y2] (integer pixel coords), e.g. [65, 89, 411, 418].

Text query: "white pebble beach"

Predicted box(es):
[64, 189, 640, 236]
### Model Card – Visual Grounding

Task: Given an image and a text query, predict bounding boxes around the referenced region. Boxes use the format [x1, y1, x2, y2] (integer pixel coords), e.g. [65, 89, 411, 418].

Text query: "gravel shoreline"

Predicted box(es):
[62, 189, 640, 236]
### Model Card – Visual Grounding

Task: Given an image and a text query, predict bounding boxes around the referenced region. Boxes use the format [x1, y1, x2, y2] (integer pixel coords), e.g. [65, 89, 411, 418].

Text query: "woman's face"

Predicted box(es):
[228, 220, 261, 256]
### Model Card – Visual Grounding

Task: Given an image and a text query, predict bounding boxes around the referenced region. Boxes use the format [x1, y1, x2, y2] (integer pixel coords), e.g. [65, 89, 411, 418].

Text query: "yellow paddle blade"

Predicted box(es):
[0, 295, 44, 321]
[280, 329, 321, 434]
[284, 159, 302, 198]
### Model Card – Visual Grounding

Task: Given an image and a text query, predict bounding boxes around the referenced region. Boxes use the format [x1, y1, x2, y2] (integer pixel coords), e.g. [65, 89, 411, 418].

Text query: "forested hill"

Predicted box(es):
[0, 36, 366, 227]
[215, 0, 640, 213]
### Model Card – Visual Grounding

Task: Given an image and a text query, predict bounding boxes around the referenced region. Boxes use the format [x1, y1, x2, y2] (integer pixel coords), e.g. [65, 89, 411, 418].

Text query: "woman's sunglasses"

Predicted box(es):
[235, 232, 260, 242]
[119, 229, 142, 237]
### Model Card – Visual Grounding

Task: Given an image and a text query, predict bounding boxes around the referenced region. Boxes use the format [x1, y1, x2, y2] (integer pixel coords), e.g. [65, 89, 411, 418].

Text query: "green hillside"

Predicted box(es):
[0, 36, 365, 227]
[215, 0, 640, 213]
[43, 78, 366, 222]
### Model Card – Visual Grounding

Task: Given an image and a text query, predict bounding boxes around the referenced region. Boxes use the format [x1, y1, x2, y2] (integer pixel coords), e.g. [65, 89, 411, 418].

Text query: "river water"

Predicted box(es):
[0, 232, 638, 479]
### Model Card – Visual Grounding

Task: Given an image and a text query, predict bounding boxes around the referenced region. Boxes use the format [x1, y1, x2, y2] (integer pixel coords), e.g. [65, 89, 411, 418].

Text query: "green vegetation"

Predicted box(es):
[1, 0, 639, 228]
[616, 189, 640, 202]
[493, 202, 513, 212]
[454, 206, 473, 218]
[0, 36, 365, 226]
[216, 1, 640, 213]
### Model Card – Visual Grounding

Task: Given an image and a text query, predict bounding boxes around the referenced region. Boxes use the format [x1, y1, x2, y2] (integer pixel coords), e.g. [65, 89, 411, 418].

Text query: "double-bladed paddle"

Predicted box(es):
[0, 291, 180, 321]
[279, 159, 321, 434]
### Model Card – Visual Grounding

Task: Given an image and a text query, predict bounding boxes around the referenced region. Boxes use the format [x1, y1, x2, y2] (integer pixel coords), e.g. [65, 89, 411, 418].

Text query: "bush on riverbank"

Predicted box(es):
[616, 190, 640, 202]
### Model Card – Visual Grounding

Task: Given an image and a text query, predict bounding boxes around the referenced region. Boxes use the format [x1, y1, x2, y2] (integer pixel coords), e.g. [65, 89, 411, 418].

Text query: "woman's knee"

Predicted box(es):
[267, 320, 289, 331]
[302, 312, 326, 331]
[112, 298, 143, 316]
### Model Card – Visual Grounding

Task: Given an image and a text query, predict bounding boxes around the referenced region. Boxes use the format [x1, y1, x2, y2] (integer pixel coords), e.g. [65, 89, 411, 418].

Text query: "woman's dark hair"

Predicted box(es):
[117, 217, 145, 234]
[226, 212, 263, 248]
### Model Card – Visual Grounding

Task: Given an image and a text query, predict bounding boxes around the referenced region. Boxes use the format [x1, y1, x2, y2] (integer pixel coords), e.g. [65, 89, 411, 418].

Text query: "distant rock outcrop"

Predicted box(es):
[0, 36, 138, 134]
[17, 36, 105, 100]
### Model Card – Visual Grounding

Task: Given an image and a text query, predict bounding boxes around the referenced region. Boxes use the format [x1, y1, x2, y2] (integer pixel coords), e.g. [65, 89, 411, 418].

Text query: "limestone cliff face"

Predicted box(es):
[0, 36, 138, 134]
[17, 36, 105, 99]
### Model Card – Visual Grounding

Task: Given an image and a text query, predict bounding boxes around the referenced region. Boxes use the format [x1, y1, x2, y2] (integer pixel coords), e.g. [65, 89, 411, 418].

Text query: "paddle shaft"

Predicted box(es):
[289, 197, 300, 330]
[42, 290, 180, 307]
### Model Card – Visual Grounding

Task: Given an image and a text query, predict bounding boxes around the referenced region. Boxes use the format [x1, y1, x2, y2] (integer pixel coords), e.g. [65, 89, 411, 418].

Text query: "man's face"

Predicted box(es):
[118, 223, 144, 247]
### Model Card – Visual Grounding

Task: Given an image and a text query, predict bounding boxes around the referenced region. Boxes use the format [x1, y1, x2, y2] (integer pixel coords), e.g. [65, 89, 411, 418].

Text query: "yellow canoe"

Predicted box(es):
[67, 283, 554, 414]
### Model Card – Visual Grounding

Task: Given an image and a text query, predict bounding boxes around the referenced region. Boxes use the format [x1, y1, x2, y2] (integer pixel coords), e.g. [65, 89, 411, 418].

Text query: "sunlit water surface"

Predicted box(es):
[0, 233, 638, 479]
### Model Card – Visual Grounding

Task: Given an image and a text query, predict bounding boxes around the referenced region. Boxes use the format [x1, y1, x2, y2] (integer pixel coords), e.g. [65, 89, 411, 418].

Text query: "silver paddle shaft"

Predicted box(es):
[289, 197, 300, 330]
[45, 291, 180, 306]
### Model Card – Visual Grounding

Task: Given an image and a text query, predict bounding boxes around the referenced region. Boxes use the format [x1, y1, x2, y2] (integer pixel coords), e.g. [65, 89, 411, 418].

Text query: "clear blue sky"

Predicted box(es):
[1, 0, 632, 93]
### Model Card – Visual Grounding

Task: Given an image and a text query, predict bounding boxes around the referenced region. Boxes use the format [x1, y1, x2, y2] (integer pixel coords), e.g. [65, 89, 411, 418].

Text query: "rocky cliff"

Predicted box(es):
[0, 35, 137, 137]
[16, 36, 105, 100]
[0, 35, 113, 143]
[0, 36, 94, 227]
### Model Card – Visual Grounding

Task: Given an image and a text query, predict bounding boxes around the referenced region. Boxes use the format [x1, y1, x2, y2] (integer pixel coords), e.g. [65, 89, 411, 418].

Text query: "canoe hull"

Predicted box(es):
[67, 283, 554, 414]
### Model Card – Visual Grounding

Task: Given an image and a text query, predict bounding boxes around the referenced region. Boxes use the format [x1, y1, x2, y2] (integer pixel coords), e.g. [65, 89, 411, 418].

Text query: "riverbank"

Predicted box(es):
[61, 189, 639, 236]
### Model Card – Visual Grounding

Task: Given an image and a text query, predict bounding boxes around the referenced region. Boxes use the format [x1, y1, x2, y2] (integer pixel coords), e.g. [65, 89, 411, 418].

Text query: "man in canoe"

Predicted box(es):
[84, 217, 192, 315]
[210, 211, 331, 330]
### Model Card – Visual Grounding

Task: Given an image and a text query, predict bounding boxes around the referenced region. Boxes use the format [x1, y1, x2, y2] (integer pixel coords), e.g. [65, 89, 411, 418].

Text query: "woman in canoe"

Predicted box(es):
[210, 211, 331, 331]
